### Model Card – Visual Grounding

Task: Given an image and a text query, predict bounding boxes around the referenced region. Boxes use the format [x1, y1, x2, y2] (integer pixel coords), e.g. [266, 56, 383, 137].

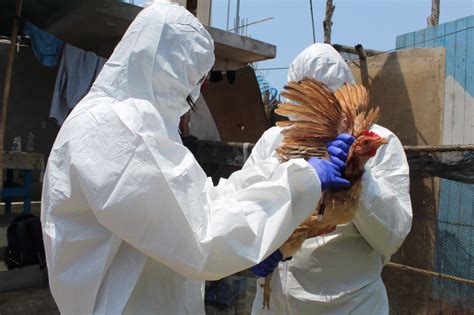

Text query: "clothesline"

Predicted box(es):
[22, 22, 108, 125]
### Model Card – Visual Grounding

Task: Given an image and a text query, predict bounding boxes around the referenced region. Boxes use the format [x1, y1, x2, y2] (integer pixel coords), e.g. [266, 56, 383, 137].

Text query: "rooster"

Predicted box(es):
[259, 78, 388, 309]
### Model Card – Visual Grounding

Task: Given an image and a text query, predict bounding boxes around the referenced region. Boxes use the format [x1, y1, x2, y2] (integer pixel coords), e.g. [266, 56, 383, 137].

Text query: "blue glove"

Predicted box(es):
[326, 133, 356, 171]
[251, 250, 283, 277]
[308, 158, 351, 191]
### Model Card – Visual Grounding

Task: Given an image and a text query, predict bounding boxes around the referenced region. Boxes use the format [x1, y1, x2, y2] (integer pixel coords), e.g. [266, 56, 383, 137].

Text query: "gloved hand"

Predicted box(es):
[308, 158, 351, 191]
[326, 133, 356, 171]
[251, 250, 284, 277]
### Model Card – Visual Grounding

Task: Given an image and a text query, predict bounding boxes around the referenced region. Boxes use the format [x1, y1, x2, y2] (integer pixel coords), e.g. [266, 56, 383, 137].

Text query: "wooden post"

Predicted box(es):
[332, 44, 381, 57]
[355, 44, 370, 89]
[427, 0, 440, 27]
[1, 0, 23, 190]
[323, 0, 335, 44]
[355, 44, 367, 61]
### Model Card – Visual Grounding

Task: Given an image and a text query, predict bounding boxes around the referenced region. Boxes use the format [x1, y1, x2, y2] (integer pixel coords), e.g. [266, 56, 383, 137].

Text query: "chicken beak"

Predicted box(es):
[378, 137, 389, 146]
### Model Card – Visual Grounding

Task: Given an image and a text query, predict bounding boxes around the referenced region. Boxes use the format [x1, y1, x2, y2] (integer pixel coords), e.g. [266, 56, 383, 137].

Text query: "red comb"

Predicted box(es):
[362, 129, 378, 137]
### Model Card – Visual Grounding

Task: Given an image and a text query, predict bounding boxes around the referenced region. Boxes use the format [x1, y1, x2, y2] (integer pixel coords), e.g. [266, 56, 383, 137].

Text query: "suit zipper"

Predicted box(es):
[282, 262, 291, 314]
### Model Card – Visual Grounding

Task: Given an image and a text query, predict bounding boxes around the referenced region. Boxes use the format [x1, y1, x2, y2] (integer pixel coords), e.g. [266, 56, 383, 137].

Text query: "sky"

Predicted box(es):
[210, 0, 474, 92]
[131, 0, 474, 92]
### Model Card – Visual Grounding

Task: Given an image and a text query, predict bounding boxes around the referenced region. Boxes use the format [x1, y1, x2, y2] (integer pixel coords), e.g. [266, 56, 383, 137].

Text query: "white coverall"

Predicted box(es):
[251, 44, 413, 314]
[41, 3, 323, 314]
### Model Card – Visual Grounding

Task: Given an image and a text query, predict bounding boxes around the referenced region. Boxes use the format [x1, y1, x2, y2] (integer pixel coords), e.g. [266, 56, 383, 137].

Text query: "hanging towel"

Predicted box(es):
[50, 44, 107, 125]
[23, 22, 63, 67]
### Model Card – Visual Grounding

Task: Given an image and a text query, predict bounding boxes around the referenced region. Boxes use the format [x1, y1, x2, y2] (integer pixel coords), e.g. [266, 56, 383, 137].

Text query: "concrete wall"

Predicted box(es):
[171, 0, 211, 25]
[197, 0, 212, 26]
[348, 48, 446, 146]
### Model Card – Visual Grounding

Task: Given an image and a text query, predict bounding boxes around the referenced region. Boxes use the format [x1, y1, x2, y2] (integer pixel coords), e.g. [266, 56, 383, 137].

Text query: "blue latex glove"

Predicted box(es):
[251, 250, 283, 277]
[326, 133, 356, 171]
[308, 158, 351, 191]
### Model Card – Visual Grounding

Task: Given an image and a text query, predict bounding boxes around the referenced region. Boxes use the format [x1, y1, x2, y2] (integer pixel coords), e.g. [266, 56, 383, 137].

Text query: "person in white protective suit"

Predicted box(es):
[40, 3, 354, 314]
[250, 43, 413, 314]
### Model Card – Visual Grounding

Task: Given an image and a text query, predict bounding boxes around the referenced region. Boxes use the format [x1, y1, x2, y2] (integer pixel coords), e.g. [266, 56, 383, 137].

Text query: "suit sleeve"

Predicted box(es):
[73, 120, 322, 280]
[353, 125, 413, 263]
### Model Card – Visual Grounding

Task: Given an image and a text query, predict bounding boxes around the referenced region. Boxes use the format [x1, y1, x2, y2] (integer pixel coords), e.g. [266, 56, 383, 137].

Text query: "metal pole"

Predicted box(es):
[1, 0, 23, 190]
[309, 0, 316, 43]
[226, 0, 231, 30]
[227, 17, 273, 32]
[235, 0, 240, 34]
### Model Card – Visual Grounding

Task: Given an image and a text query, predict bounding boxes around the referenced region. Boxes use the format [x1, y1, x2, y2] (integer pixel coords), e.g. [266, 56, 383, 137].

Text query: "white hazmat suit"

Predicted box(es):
[251, 44, 413, 314]
[41, 3, 324, 314]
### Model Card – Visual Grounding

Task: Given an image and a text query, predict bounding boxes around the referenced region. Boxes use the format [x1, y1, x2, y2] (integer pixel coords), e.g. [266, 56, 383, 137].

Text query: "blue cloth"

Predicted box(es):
[50, 44, 107, 125]
[23, 22, 63, 67]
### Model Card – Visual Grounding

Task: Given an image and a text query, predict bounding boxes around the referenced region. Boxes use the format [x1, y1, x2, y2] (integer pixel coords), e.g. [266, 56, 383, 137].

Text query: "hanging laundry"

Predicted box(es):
[50, 44, 107, 125]
[23, 22, 63, 67]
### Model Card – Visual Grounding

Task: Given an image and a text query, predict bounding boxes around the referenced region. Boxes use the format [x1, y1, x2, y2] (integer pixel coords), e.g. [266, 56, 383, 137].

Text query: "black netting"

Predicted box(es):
[406, 146, 474, 184]
[386, 146, 474, 315]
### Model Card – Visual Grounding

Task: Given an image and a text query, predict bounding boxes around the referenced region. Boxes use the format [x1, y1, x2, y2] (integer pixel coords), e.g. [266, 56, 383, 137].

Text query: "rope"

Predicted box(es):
[199, 141, 474, 154]
[415, 215, 474, 228]
[403, 144, 474, 152]
[385, 262, 474, 286]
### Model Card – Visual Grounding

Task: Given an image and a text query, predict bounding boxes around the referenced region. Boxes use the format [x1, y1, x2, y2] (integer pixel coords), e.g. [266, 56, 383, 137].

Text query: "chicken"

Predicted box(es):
[259, 78, 388, 309]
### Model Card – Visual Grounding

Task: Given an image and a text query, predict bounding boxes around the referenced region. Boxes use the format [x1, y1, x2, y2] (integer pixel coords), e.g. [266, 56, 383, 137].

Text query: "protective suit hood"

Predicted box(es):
[92, 1, 214, 122]
[288, 43, 354, 90]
